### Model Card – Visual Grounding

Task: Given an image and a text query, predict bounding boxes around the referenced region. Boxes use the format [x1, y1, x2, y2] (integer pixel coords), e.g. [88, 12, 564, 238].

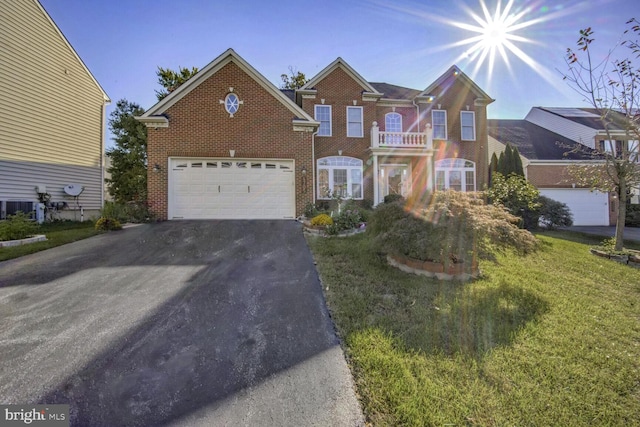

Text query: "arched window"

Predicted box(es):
[385, 112, 402, 144]
[317, 156, 363, 199]
[385, 112, 402, 133]
[435, 158, 476, 192]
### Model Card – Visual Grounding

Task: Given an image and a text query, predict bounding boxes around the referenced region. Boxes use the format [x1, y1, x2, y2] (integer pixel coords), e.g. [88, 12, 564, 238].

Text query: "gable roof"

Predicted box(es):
[536, 107, 627, 132]
[369, 82, 421, 100]
[487, 119, 596, 160]
[35, 0, 110, 102]
[418, 65, 493, 105]
[300, 57, 382, 96]
[139, 48, 317, 127]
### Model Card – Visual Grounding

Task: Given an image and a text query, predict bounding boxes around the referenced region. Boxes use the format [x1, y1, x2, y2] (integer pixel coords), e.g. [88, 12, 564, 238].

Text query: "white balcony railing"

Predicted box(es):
[370, 122, 433, 149]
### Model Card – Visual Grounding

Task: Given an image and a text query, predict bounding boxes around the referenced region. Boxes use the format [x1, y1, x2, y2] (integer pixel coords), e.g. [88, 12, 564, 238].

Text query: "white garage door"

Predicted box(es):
[169, 158, 295, 219]
[539, 188, 609, 226]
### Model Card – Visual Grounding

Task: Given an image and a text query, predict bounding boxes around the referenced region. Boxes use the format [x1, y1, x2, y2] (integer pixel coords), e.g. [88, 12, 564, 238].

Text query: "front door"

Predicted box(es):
[380, 164, 411, 203]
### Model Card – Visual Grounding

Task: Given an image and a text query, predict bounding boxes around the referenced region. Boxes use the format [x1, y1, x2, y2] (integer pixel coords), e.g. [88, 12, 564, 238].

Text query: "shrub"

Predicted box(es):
[626, 202, 640, 227]
[95, 217, 122, 231]
[383, 194, 404, 204]
[100, 201, 128, 222]
[367, 201, 407, 236]
[486, 172, 540, 229]
[369, 191, 539, 266]
[0, 211, 37, 241]
[310, 214, 333, 226]
[326, 209, 365, 235]
[304, 202, 319, 219]
[537, 195, 573, 230]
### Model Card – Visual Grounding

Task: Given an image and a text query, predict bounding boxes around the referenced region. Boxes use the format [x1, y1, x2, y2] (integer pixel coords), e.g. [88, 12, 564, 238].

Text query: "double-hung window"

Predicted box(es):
[347, 106, 363, 137]
[432, 110, 447, 140]
[315, 105, 332, 136]
[460, 111, 476, 141]
[317, 156, 363, 199]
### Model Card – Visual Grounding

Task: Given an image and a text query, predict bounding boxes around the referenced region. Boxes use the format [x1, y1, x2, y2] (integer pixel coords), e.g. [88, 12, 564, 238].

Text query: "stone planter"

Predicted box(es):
[387, 253, 479, 281]
[300, 219, 366, 237]
[589, 248, 640, 268]
[0, 234, 47, 247]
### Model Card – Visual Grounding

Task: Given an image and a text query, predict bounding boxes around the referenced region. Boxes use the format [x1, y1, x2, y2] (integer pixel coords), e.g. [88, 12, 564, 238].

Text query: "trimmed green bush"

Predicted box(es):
[0, 211, 37, 241]
[537, 195, 573, 230]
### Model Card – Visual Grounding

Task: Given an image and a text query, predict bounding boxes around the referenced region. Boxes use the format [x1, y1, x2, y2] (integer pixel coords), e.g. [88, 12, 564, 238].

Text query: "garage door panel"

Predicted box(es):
[170, 158, 295, 219]
[539, 189, 609, 226]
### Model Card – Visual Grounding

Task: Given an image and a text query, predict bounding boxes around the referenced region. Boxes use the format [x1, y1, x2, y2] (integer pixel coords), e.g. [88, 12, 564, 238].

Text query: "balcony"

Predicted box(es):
[370, 122, 433, 150]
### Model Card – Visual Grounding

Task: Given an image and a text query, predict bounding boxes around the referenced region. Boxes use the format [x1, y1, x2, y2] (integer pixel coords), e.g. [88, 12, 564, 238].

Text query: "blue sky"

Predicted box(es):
[39, 0, 638, 146]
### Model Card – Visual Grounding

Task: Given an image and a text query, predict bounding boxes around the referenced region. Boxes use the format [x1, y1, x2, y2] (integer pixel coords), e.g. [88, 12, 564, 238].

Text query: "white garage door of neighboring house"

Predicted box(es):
[169, 158, 295, 219]
[539, 188, 609, 226]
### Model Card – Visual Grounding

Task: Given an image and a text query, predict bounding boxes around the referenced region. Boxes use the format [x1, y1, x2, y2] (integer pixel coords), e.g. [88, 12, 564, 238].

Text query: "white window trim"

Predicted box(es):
[346, 106, 364, 138]
[315, 105, 332, 136]
[435, 158, 476, 192]
[385, 112, 402, 132]
[317, 156, 364, 200]
[460, 111, 476, 141]
[432, 110, 447, 140]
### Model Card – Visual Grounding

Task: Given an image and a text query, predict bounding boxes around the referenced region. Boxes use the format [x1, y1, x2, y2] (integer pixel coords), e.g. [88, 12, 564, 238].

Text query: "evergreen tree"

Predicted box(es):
[106, 99, 147, 203]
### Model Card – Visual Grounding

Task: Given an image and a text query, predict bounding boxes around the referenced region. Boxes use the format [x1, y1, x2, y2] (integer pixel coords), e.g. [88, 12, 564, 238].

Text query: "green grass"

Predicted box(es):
[307, 231, 640, 426]
[0, 221, 102, 261]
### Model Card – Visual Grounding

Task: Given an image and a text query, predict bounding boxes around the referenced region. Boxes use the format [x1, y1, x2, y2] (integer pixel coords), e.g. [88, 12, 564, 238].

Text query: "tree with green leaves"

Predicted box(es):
[493, 144, 525, 177]
[280, 66, 308, 89]
[486, 172, 540, 229]
[561, 19, 640, 251]
[155, 66, 199, 100]
[106, 99, 147, 203]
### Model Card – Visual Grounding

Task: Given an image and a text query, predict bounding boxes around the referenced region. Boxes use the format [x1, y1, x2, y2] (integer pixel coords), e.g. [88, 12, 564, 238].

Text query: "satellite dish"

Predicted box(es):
[63, 184, 84, 197]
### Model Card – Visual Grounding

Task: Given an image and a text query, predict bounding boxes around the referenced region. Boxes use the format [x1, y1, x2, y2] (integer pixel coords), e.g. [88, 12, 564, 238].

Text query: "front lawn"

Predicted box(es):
[307, 231, 640, 426]
[0, 221, 101, 261]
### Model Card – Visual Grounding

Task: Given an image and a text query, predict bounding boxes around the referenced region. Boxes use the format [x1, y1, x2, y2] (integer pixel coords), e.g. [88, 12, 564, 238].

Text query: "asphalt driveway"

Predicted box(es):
[0, 221, 364, 426]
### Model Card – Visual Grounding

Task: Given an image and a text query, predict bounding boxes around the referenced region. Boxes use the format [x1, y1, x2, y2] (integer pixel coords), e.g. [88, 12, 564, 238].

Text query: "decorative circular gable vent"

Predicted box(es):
[224, 93, 240, 117]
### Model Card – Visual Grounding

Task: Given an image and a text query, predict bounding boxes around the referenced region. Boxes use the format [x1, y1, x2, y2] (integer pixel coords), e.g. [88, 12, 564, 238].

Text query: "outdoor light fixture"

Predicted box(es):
[153, 164, 161, 173]
[301, 166, 307, 175]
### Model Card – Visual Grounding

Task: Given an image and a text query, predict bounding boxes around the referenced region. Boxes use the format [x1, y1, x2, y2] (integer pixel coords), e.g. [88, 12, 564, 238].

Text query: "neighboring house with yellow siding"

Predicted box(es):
[0, 0, 110, 220]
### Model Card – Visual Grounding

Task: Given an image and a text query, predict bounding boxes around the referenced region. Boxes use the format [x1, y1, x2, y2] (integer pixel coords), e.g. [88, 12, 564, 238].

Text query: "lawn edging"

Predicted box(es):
[0, 234, 47, 247]
[590, 247, 640, 268]
[387, 253, 479, 281]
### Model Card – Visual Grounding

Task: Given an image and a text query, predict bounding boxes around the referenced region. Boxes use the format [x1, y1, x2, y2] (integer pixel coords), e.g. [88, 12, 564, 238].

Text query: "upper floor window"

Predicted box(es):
[385, 112, 403, 144]
[460, 111, 476, 141]
[385, 112, 402, 133]
[432, 110, 447, 140]
[435, 158, 475, 192]
[315, 105, 332, 136]
[225, 93, 240, 115]
[347, 106, 363, 137]
[317, 156, 363, 199]
[599, 139, 640, 161]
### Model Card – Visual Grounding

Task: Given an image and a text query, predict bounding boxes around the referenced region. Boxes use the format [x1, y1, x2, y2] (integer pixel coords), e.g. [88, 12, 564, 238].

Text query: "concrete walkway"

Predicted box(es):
[562, 226, 640, 242]
[0, 221, 364, 426]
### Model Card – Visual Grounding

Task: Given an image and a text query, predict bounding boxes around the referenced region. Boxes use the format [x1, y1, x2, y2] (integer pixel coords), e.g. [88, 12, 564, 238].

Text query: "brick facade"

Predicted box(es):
[142, 50, 492, 219]
[146, 61, 314, 220]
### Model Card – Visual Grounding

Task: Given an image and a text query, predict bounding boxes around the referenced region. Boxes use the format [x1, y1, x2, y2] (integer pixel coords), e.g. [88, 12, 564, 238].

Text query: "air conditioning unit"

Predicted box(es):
[4, 201, 37, 218]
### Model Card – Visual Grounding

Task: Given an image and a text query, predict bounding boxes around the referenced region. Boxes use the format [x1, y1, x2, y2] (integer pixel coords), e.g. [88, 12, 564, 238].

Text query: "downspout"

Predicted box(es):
[413, 98, 421, 132]
[312, 130, 318, 205]
[100, 99, 109, 209]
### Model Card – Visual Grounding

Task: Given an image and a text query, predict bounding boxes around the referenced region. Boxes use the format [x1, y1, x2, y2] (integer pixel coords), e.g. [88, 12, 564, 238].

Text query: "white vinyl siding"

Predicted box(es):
[0, 1, 107, 210]
[432, 110, 447, 140]
[314, 105, 332, 136]
[461, 111, 476, 141]
[347, 106, 363, 137]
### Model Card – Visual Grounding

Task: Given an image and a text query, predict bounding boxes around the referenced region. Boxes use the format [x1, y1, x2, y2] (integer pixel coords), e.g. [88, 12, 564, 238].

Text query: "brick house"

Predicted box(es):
[138, 49, 493, 220]
[487, 107, 636, 225]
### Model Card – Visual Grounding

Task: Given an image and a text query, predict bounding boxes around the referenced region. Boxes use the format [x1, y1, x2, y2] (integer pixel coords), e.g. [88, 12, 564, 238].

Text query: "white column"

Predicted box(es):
[373, 154, 379, 206]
